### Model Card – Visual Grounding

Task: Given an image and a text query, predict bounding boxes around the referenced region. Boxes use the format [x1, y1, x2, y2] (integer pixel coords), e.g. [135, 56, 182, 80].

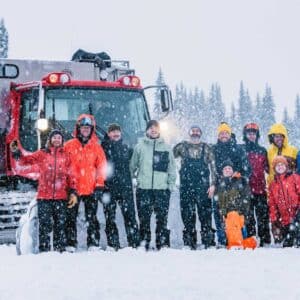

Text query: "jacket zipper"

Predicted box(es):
[53, 148, 57, 200]
[151, 140, 156, 189]
[278, 176, 292, 221]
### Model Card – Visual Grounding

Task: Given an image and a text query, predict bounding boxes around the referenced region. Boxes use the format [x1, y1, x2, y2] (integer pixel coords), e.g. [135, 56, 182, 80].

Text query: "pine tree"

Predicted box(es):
[254, 93, 262, 125]
[294, 94, 300, 122]
[292, 94, 300, 148]
[238, 81, 253, 134]
[230, 102, 239, 136]
[260, 84, 276, 145]
[172, 82, 187, 132]
[0, 18, 8, 58]
[153, 67, 166, 119]
[282, 107, 295, 145]
[215, 84, 226, 123]
[205, 83, 226, 143]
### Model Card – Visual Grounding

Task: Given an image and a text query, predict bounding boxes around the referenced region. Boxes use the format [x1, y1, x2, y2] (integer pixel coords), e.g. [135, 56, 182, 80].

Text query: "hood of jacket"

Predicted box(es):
[73, 114, 99, 143]
[268, 123, 289, 147]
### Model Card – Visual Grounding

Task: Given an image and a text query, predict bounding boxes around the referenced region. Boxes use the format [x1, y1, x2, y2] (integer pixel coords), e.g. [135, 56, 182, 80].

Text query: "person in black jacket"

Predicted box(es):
[173, 125, 216, 249]
[101, 123, 140, 250]
[242, 123, 271, 246]
[212, 122, 251, 246]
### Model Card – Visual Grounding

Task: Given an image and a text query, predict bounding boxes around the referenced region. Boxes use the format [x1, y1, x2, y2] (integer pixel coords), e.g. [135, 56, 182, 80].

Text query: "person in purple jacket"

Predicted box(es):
[242, 123, 271, 246]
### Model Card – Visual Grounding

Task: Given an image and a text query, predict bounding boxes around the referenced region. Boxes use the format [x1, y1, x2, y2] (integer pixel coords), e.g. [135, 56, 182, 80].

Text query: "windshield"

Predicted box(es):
[44, 87, 149, 146]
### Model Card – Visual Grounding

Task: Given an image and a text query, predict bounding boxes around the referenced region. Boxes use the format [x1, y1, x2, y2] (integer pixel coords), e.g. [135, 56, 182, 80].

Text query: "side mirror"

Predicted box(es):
[160, 89, 170, 112]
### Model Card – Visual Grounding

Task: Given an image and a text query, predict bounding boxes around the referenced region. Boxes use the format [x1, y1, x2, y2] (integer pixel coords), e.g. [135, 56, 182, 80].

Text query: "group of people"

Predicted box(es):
[11, 114, 300, 253]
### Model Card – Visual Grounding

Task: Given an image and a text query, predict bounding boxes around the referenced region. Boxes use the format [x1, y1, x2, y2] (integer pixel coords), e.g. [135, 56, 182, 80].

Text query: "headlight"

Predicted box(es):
[159, 120, 169, 132]
[36, 118, 49, 131]
[100, 70, 109, 80]
[60, 73, 70, 84]
[122, 76, 131, 85]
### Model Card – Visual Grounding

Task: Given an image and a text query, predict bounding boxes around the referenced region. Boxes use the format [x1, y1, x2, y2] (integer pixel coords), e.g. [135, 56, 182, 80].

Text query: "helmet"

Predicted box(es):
[243, 122, 260, 141]
[244, 123, 259, 131]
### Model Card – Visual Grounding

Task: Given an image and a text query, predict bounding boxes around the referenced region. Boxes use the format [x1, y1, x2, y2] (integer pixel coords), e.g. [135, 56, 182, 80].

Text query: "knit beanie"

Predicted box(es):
[49, 129, 64, 142]
[146, 120, 160, 131]
[218, 123, 232, 135]
[272, 155, 288, 170]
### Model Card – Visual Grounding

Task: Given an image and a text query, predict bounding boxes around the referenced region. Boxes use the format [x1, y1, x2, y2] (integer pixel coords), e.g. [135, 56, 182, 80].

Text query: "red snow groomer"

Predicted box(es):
[0, 50, 172, 244]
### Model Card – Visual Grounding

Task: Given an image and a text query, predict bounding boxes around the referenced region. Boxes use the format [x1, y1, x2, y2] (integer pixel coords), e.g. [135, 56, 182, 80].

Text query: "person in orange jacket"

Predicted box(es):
[269, 156, 300, 247]
[64, 114, 107, 251]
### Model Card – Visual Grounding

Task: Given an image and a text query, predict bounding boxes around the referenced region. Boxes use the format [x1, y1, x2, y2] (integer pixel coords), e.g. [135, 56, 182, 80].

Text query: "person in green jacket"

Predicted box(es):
[130, 120, 176, 250]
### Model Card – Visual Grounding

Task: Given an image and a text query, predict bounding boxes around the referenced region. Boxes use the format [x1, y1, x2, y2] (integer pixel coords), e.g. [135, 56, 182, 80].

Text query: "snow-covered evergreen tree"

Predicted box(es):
[282, 107, 296, 146]
[260, 84, 276, 145]
[238, 81, 253, 135]
[0, 18, 8, 58]
[205, 83, 226, 143]
[254, 93, 262, 125]
[292, 94, 300, 148]
[230, 102, 239, 137]
[172, 82, 187, 131]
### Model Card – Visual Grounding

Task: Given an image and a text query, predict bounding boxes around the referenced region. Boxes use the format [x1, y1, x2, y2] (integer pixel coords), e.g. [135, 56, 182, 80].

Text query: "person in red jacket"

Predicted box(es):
[64, 114, 107, 251]
[11, 129, 77, 253]
[242, 123, 271, 246]
[269, 156, 300, 247]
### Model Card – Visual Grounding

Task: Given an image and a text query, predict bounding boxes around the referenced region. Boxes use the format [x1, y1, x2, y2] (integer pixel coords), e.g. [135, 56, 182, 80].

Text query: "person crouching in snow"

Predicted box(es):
[269, 156, 300, 247]
[10, 129, 77, 253]
[217, 160, 256, 249]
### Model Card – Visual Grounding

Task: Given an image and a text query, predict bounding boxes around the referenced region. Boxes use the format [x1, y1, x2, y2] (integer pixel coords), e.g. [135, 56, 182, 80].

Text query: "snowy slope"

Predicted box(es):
[0, 245, 300, 300]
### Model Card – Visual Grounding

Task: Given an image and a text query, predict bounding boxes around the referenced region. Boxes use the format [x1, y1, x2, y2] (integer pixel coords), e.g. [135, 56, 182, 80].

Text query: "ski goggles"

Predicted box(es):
[78, 117, 93, 127]
[244, 123, 259, 131]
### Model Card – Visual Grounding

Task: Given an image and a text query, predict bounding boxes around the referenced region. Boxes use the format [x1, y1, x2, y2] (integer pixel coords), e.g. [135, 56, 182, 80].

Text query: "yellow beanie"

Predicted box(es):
[218, 123, 232, 135]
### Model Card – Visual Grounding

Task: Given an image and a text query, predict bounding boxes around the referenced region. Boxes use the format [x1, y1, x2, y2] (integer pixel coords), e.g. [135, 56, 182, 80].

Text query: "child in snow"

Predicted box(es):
[10, 129, 77, 253]
[217, 160, 256, 249]
[269, 156, 300, 247]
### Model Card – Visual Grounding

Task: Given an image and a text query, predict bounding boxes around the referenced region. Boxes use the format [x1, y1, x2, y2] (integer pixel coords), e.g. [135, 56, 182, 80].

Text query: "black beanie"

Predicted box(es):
[146, 120, 160, 131]
[221, 159, 234, 170]
[48, 129, 64, 142]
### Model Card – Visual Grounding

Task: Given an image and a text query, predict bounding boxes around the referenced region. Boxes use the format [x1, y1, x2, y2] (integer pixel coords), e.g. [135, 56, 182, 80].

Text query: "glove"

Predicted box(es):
[207, 185, 215, 199]
[232, 172, 241, 179]
[68, 193, 78, 208]
[94, 187, 104, 202]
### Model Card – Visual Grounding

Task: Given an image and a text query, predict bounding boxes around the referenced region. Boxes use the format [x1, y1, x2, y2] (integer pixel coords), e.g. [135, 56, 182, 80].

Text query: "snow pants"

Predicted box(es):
[213, 199, 226, 246]
[136, 189, 170, 250]
[180, 187, 215, 249]
[247, 194, 271, 245]
[37, 200, 67, 252]
[104, 186, 140, 249]
[65, 194, 100, 248]
[272, 211, 300, 247]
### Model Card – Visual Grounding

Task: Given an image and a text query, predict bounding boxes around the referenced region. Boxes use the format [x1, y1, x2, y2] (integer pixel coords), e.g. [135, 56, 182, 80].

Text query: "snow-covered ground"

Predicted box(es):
[1, 190, 300, 300]
[0, 245, 300, 300]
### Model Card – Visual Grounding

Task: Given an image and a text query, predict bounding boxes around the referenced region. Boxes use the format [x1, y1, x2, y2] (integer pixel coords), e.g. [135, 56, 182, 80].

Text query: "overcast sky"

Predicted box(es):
[2, 0, 300, 120]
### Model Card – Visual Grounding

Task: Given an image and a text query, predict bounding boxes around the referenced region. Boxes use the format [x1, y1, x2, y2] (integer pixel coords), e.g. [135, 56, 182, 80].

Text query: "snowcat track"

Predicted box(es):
[0, 190, 35, 244]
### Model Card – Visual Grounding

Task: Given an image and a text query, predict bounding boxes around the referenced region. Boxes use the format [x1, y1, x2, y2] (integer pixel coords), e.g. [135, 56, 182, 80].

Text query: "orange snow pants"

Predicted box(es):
[225, 211, 257, 249]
